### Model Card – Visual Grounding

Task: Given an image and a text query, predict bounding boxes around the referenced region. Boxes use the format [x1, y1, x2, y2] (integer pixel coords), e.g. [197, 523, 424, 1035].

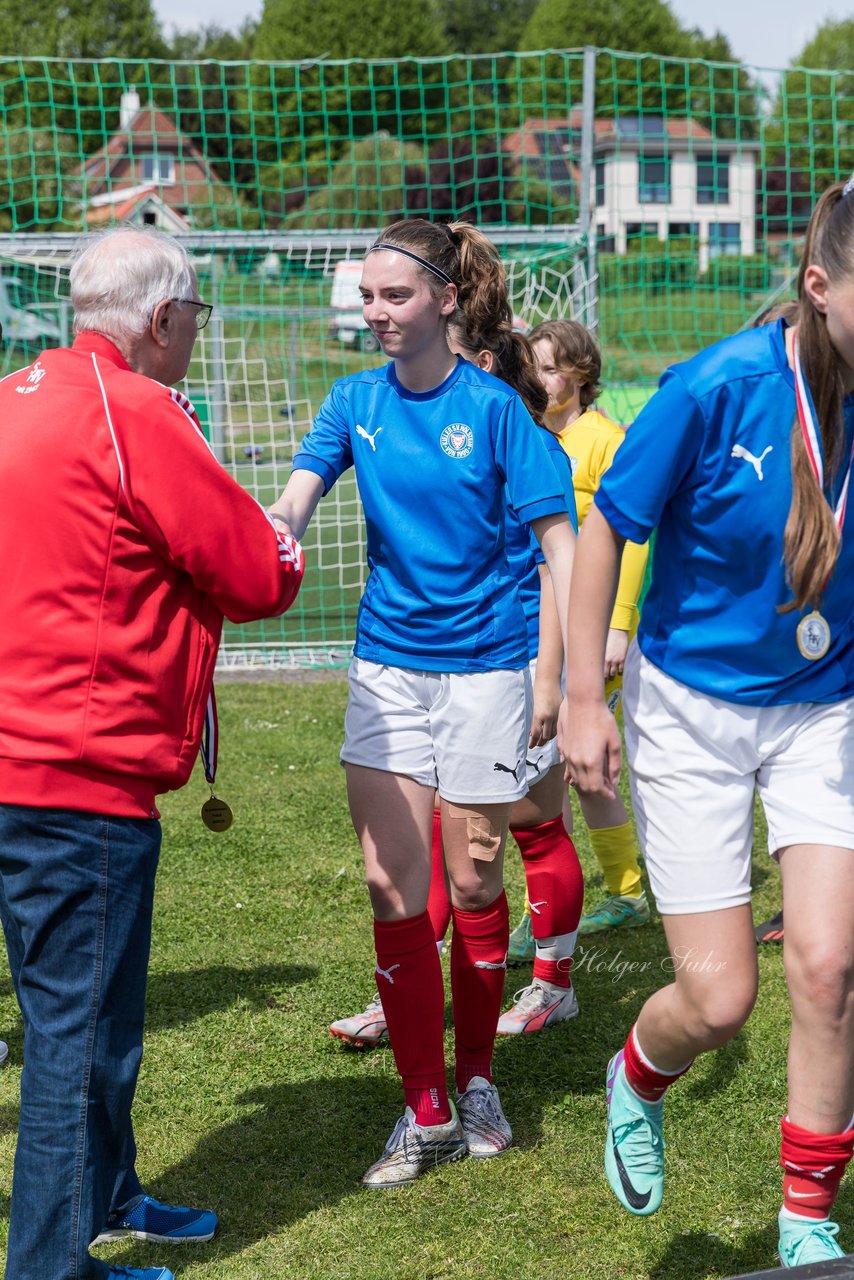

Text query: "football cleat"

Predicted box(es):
[496, 980, 579, 1035]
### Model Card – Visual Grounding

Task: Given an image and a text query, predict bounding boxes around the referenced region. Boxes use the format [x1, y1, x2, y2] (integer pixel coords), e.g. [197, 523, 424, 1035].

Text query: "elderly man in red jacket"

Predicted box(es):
[0, 227, 304, 1280]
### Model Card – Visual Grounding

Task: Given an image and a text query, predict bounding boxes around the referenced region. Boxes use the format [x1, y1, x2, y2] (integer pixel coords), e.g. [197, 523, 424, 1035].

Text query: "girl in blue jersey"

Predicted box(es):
[560, 180, 854, 1268]
[271, 219, 575, 1187]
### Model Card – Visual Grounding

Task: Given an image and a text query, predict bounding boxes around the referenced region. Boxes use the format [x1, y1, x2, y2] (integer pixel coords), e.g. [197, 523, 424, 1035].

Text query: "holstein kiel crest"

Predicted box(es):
[440, 423, 474, 459]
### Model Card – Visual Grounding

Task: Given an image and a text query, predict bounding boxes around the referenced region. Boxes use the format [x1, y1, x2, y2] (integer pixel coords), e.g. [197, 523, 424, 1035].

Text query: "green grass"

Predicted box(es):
[0, 680, 798, 1279]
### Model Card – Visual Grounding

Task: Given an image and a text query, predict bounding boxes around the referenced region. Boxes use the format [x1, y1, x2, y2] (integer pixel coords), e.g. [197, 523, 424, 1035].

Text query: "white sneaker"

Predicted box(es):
[329, 992, 387, 1049]
[457, 1076, 513, 1158]
[496, 980, 579, 1036]
[362, 1105, 467, 1188]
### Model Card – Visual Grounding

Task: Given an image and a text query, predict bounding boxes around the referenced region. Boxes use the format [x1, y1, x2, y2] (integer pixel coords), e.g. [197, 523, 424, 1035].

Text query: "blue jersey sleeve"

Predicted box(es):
[292, 381, 354, 494]
[595, 367, 704, 542]
[497, 398, 569, 526]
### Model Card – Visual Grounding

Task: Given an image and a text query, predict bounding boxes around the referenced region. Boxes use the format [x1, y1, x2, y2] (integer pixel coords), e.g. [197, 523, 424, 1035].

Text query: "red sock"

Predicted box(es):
[426, 808, 451, 944]
[781, 1115, 854, 1220]
[373, 911, 450, 1126]
[451, 891, 509, 1094]
[623, 1024, 693, 1102]
[513, 817, 583, 989]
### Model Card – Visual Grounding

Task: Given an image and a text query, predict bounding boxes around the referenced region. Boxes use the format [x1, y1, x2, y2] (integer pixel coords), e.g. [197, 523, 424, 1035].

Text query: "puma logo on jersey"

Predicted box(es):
[356, 424, 383, 451]
[375, 962, 400, 985]
[731, 443, 773, 481]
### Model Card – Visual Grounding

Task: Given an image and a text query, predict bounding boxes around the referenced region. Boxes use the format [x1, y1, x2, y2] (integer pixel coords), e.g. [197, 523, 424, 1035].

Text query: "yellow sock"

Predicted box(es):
[588, 823, 642, 898]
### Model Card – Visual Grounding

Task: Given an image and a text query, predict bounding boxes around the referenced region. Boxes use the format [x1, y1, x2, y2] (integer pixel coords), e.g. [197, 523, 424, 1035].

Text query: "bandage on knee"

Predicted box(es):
[444, 803, 507, 863]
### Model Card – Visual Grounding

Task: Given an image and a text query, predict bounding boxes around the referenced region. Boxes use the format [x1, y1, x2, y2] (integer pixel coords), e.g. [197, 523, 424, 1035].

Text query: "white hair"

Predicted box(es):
[70, 226, 196, 346]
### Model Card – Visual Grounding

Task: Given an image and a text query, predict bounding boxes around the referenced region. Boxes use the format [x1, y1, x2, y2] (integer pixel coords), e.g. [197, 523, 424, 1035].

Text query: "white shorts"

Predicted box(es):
[623, 646, 854, 915]
[342, 658, 532, 804]
[525, 657, 561, 787]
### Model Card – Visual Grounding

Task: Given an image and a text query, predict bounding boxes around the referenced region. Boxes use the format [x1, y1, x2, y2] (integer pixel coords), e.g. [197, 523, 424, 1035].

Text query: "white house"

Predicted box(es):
[506, 114, 760, 271]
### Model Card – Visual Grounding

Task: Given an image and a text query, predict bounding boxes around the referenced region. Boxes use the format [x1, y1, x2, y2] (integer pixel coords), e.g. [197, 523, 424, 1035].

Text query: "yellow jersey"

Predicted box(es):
[555, 407, 648, 633]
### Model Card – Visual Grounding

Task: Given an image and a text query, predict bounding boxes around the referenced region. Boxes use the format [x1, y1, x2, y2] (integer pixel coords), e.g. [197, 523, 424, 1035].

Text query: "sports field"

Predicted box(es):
[0, 678, 794, 1280]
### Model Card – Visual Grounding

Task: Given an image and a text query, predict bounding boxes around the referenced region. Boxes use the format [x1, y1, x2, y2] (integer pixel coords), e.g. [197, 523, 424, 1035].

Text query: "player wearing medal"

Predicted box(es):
[561, 180, 854, 1268]
[271, 220, 575, 1186]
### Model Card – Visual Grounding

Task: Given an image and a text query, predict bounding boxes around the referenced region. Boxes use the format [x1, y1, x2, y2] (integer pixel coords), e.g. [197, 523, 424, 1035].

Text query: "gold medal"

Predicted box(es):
[201, 793, 234, 832]
[796, 610, 831, 661]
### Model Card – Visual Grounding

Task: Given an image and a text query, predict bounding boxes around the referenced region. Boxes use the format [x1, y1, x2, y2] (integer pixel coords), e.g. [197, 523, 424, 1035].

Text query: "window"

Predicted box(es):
[668, 222, 698, 240]
[140, 153, 175, 184]
[697, 152, 730, 204]
[638, 154, 669, 203]
[708, 222, 741, 257]
[595, 159, 606, 207]
[597, 225, 616, 253]
[625, 222, 660, 243]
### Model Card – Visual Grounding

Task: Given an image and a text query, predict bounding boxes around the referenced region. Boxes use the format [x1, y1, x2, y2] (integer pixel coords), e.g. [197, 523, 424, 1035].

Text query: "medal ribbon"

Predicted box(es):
[793, 331, 854, 534]
[199, 687, 218, 786]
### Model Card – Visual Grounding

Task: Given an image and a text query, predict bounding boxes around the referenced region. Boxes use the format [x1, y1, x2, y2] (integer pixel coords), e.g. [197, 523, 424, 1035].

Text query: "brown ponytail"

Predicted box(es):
[372, 218, 513, 340]
[783, 182, 854, 611]
[447, 316, 549, 424]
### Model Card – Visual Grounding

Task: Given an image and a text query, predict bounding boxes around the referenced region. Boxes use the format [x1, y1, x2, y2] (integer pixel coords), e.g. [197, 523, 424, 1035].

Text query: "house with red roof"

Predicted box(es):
[79, 92, 228, 229]
[504, 112, 760, 270]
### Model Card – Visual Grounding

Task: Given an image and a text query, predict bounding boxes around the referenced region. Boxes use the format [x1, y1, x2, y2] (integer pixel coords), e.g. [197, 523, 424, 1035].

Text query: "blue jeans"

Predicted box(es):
[0, 804, 161, 1280]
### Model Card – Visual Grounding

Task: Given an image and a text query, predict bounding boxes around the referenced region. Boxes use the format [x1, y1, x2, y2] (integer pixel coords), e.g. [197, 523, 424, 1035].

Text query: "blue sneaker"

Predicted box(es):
[778, 1209, 846, 1267]
[604, 1049, 664, 1216]
[104, 1269, 174, 1280]
[93, 1195, 218, 1244]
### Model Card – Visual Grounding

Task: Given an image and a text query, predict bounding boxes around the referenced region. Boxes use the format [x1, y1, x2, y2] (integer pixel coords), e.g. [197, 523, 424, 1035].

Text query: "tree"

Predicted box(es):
[766, 20, 854, 200]
[249, 0, 460, 220]
[254, 0, 448, 61]
[434, 0, 539, 56]
[515, 0, 760, 134]
[0, 0, 166, 59]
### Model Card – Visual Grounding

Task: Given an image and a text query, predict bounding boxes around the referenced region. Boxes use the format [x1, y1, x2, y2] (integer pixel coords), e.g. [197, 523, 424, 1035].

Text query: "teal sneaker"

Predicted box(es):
[579, 891, 650, 936]
[507, 910, 536, 966]
[778, 1210, 846, 1267]
[604, 1049, 664, 1216]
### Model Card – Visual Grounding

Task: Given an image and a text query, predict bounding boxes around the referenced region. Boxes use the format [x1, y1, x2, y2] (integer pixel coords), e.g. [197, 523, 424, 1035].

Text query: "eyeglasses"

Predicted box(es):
[170, 298, 213, 330]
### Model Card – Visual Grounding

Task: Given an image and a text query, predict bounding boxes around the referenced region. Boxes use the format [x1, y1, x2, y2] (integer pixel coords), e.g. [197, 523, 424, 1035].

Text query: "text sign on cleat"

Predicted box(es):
[724, 1256, 854, 1279]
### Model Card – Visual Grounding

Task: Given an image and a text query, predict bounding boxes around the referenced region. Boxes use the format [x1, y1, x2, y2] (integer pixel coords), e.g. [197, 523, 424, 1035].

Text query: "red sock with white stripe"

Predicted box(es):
[781, 1114, 854, 1220]
[451, 891, 510, 1093]
[512, 817, 584, 990]
[373, 911, 450, 1126]
[623, 1023, 693, 1102]
[426, 808, 452, 944]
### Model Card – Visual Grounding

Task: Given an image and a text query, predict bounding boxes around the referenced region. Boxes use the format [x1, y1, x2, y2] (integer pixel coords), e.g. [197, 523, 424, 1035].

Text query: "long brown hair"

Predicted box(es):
[446, 317, 549, 424]
[784, 182, 854, 610]
[528, 319, 602, 408]
[372, 218, 512, 343]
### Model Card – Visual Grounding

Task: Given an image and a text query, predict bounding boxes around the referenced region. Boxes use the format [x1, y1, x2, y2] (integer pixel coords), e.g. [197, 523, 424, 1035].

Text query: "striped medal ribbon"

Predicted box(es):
[199, 686, 234, 831]
[792, 332, 854, 660]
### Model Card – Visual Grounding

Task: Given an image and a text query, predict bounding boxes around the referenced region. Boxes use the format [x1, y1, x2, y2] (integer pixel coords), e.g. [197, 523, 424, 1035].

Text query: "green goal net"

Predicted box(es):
[0, 45, 850, 663]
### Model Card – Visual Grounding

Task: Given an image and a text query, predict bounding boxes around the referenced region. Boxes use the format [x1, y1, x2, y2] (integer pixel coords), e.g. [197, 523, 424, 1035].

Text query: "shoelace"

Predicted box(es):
[511, 982, 553, 1016]
[613, 1114, 664, 1173]
[463, 1085, 502, 1127]
[790, 1220, 841, 1263]
[363, 991, 384, 1016]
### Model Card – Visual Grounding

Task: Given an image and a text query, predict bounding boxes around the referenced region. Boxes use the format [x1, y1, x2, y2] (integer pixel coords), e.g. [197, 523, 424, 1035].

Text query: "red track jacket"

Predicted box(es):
[0, 333, 303, 817]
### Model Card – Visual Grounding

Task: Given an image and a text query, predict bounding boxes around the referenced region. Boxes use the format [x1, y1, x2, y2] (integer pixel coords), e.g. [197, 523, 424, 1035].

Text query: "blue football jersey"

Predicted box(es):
[504, 432, 578, 661]
[596, 320, 854, 705]
[294, 357, 569, 671]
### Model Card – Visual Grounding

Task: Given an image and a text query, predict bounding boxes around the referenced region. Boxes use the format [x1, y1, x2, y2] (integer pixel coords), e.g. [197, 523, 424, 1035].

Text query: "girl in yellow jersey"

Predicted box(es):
[515, 319, 650, 942]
